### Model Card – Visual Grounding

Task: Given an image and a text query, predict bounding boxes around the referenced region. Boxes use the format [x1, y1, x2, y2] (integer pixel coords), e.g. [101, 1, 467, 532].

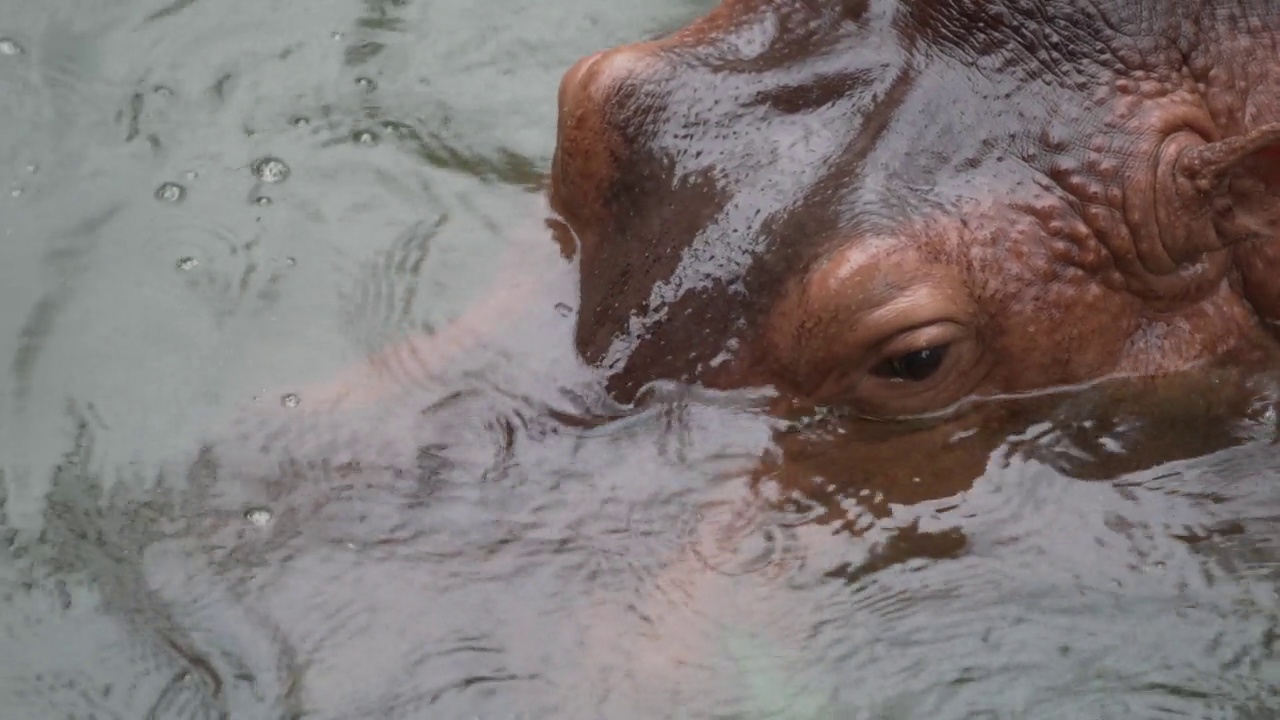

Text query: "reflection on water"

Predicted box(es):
[4, 0, 1280, 718]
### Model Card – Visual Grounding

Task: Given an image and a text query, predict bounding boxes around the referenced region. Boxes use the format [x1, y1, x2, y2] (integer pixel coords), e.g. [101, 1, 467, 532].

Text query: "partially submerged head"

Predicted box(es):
[551, 0, 1280, 420]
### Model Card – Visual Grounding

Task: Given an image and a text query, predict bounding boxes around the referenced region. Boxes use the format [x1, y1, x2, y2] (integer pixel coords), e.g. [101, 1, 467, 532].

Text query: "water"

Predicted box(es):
[3, 1, 1280, 718]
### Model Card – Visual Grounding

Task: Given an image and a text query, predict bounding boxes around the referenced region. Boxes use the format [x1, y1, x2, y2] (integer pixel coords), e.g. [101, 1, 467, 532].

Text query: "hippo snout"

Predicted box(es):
[551, 45, 667, 245]
[552, 39, 761, 397]
[550, 49, 617, 248]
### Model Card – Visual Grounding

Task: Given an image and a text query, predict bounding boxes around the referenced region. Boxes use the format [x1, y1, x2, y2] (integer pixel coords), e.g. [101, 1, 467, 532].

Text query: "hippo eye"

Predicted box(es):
[871, 345, 950, 382]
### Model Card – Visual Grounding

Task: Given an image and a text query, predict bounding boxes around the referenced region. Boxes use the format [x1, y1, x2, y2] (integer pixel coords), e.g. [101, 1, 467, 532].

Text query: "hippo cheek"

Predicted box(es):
[765, 420, 1000, 519]
[1238, 241, 1280, 336]
[762, 364, 1274, 535]
[1228, 144, 1280, 335]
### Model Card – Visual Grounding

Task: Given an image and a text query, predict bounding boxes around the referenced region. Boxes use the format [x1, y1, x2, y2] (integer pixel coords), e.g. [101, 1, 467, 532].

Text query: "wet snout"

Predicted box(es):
[550, 40, 748, 394]
[549, 1, 822, 395]
[550, 46, 659, 246]
[551, 41, 706, 380]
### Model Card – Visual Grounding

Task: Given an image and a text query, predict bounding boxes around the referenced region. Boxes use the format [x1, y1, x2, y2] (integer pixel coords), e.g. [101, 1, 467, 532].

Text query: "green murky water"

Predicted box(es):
[5, 1, 1280, 718]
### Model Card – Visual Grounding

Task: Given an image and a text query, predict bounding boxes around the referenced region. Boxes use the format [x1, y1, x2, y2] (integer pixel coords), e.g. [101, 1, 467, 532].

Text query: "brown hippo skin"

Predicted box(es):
[550, 0, 1280, 420]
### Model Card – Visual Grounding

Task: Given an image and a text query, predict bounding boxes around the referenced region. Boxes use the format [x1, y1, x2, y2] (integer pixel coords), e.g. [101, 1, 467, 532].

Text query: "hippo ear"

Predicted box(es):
[1171, 123, 1280, 256]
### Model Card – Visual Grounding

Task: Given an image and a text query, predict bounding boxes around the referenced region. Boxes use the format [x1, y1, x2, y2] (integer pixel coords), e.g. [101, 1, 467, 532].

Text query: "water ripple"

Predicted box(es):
[685, 496, 798, 579]
[145, 221, 290, 322]
[339, 216, 444, 360]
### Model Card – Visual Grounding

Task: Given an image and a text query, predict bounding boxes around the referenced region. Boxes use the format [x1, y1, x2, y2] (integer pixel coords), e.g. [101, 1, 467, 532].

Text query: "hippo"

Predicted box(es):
[550, 0, 1280, 421]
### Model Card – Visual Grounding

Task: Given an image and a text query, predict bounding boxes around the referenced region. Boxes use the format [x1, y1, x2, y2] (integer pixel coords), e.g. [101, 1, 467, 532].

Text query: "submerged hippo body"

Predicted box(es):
[551, 0, 1280, 419]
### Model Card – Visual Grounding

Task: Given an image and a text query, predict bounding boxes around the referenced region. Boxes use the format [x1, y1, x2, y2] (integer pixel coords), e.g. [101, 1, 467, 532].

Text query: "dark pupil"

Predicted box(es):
[875, 345, 949, 382]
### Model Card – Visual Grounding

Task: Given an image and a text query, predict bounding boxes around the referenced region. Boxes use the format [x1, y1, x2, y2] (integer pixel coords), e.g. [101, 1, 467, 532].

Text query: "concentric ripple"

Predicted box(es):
[142, 221, 291, 321]
[684, 496, 799, 578]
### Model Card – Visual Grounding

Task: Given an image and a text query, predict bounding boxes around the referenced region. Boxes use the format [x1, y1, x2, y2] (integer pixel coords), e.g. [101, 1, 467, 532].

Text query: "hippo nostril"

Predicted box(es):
[552, 46, 661, 243]
[557, 51, 606, 112]
[558, 46, 659, 115]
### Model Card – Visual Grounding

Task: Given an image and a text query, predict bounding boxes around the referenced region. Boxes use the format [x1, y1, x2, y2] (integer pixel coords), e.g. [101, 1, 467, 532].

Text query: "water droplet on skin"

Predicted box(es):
[355, 76, 377, 92]
[254, 195, 272, 206]
[0, 39, 23, 56]
[251, 157, 290, 183]
[352, 129, 378, 145]
[154, 182, 185, 203]
[244, 507, 273, 526]
[281, 393, 301, 408]
[176, 256, 199, 271]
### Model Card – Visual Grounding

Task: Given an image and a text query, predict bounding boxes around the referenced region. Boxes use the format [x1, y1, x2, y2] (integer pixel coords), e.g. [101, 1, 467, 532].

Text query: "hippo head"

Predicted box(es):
[551, 0, 1280, 420]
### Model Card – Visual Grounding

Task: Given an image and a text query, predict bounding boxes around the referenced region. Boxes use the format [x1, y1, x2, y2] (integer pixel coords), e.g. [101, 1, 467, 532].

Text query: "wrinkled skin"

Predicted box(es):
[551, 0, 1280, 422]
[299, 0, 1280, 505]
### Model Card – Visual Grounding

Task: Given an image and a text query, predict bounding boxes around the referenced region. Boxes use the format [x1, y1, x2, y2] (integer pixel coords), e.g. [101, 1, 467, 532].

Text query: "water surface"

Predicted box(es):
[5, 1, 1280, 718]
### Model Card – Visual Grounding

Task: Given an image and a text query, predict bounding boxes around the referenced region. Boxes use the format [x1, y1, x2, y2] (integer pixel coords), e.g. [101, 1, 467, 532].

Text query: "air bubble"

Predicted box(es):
[355, 76, 377, 92]
[352, 129, 378, 146]
[154, 182, 185, 203]
[244, 507, 273, 526]
[281, 392, 301, 408]
[9, 187, 21, 198]
[554, 302, 574, 317]
[0, 39, 23, 56]
[176, 256, 199, 271]
[291, 116, 310, 127]
[254, 195, 272, 206]
[184, 170, 199, 181]
[331, 31, 344, 41]
[24, 164, 37, 174]
[153, 85, 174, 96]
[251, 156, 290, 183]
